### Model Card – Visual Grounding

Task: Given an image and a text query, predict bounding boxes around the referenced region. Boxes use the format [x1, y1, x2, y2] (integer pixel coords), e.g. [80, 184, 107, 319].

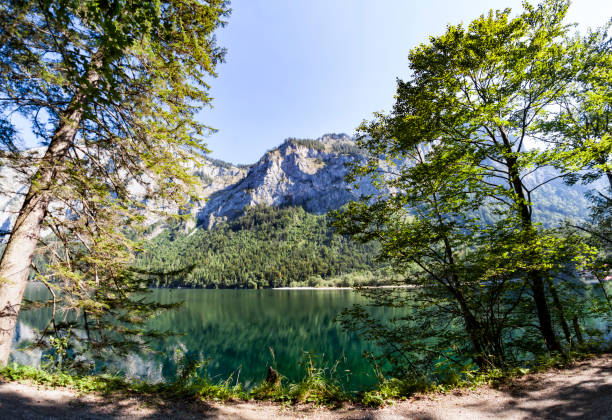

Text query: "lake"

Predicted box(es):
[12, 285, 398, 391]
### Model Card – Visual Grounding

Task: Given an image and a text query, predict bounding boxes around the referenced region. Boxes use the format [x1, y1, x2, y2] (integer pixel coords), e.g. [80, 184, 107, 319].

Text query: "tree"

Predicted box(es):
[337, 0, 605, 370]
[538, 25, 611, 191]
[537, 24, 611, 250]
[0, 0, 229, 365]
[535, 23, 612, 333]
[335, 144, 528, 370]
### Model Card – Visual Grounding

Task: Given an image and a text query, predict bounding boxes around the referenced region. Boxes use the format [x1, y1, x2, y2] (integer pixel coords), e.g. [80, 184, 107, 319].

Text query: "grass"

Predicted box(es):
[0, 363, 140, 394]
[0, 352, 350, 407]
[0, 351, 604, 408]
[250, 353, 349, 407]
[356, 350, 603, 407]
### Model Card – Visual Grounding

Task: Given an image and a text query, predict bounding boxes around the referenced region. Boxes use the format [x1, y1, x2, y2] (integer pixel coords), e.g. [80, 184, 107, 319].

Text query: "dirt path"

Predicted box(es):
[1, 355, 611, 420]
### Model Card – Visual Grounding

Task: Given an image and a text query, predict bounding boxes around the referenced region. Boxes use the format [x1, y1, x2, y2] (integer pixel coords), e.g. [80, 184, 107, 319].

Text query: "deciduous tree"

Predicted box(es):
[337, 0, 606, 370]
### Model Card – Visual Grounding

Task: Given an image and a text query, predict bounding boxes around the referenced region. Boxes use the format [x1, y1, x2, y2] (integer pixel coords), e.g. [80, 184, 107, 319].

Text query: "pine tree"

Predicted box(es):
[0, 0, 229, 365]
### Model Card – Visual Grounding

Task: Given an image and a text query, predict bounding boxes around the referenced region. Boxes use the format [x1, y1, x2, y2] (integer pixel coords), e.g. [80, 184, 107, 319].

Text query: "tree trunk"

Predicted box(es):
[529, 273, 561, 352]
[499, 127, 561, 353]
[441, 232, 491, 368]
[458, 298, 489, 368]
[0, 57, 102, 365]
[510, 182, 561, 351]
[548, 280, 572, 348]
[572, 317, 584, 345]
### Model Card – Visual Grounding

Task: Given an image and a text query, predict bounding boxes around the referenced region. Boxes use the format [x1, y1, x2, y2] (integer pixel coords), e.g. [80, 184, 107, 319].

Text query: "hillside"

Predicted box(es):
[191, 134, 594, 230]
[2, 133, 598, 288]
[1, 133, 594, 236]
[139, 134, 596, 288]
[139, 206, 390, 288]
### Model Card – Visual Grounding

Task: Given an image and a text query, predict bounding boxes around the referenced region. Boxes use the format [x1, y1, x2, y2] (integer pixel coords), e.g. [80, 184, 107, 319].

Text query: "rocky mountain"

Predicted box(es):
[0, 133, 596, 238]
[190, 133, 595, 229]
[0, 134, 363, 237]
[0, 149, 42, 239]
[195, 133, 376, 228]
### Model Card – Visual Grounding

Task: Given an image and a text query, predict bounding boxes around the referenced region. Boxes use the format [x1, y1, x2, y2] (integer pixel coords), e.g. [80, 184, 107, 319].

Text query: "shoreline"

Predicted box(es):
[26, 281, 411, 291]
[272, 285, 412, 290]
[2, 354, 610, 419]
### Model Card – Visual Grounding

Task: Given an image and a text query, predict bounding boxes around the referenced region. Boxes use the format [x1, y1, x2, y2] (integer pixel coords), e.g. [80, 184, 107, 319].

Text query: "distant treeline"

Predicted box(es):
[138, 206, 387, 288]
[202, 156, 252, 170]
[284, 138, 365, 156]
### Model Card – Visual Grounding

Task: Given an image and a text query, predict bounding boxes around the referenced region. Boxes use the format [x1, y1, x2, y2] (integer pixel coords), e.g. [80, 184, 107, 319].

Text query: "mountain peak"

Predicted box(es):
[196, 134, 372, 229]
[0, 134, 594, 236]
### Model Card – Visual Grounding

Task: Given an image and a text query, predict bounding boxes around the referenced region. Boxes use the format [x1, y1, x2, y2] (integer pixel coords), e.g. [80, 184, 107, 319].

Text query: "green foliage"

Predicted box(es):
[0, 0, 230, 363]
[359, 351, 605, 407]
[2, 351, 605, 408]
[331, 142, 366, 156]
[286, 353, 349, 406]
[139, 206, 391, 288]
[19, 277, 183, 373]
[335, 0, 610, 380]
[203, 156, 237, 170]
[0, 352, 350, 406]
[0, 363, 131, 394]
[536, 24, 611, 188]
[284, 136, 365, 156]
[536, 23, 611, 263]
[250, 352, 350, 407]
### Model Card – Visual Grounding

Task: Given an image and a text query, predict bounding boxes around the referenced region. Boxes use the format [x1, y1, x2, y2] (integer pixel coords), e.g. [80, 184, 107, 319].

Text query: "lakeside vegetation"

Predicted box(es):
[329, 0, 612, 381]
[2, 351, 606, 408]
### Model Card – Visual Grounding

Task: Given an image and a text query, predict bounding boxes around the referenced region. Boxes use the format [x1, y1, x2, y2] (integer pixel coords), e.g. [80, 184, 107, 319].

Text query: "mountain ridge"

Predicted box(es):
[195, 133, 377, 228]
[0, 133, 596, 239]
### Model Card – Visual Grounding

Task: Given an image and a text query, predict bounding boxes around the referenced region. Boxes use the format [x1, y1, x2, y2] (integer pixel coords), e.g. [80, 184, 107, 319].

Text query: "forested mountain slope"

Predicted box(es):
[139, 206, 388, 288]
[3, 134, 596, 288]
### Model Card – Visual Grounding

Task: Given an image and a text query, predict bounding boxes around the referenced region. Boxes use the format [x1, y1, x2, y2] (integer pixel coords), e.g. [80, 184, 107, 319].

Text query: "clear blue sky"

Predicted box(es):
[201, 0, 611, 164]
[19, 0, 612, 164]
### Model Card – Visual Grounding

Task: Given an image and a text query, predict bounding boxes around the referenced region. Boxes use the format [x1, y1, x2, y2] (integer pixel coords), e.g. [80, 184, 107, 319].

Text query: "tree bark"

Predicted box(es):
[499, 127, 561, 353]
[457, 295, 489, 368]
[528, 273, 561, 352]
[0, 56, 102, 365]
[440, 229, 491, 368]
[572, 317, 584, 345]
[548, 280, 572, 347]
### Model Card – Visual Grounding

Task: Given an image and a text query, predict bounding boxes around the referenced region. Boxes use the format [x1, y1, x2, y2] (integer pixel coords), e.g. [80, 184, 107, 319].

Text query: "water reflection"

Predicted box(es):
[12, 284, 395, 390]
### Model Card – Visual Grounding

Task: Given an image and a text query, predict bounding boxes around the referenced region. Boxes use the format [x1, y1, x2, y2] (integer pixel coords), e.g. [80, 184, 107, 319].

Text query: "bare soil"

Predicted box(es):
[1, 355, 611, 420]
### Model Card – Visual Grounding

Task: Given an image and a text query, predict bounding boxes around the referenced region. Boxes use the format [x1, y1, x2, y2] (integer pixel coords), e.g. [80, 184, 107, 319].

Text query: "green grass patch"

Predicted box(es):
[1, 351, 604, 408]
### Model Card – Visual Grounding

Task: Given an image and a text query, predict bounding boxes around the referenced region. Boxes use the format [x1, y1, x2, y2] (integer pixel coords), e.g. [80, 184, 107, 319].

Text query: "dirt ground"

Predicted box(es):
[1, 355, 611, 420]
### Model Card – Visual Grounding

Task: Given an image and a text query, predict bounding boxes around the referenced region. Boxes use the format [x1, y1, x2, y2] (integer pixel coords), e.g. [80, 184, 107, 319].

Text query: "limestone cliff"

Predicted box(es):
[195, 133, 375, 228]
[0, 133, 595, 237]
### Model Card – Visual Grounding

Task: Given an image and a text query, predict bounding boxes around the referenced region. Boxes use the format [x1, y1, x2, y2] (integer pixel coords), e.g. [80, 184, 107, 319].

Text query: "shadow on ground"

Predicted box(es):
[467, 362, 612, 420]
[0, 381, 225, 420]
[2, 357, 611, 420]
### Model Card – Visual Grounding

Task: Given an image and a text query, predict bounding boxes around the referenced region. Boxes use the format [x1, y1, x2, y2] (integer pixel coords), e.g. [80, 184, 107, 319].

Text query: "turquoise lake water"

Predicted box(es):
[13, 286, 399, 390]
